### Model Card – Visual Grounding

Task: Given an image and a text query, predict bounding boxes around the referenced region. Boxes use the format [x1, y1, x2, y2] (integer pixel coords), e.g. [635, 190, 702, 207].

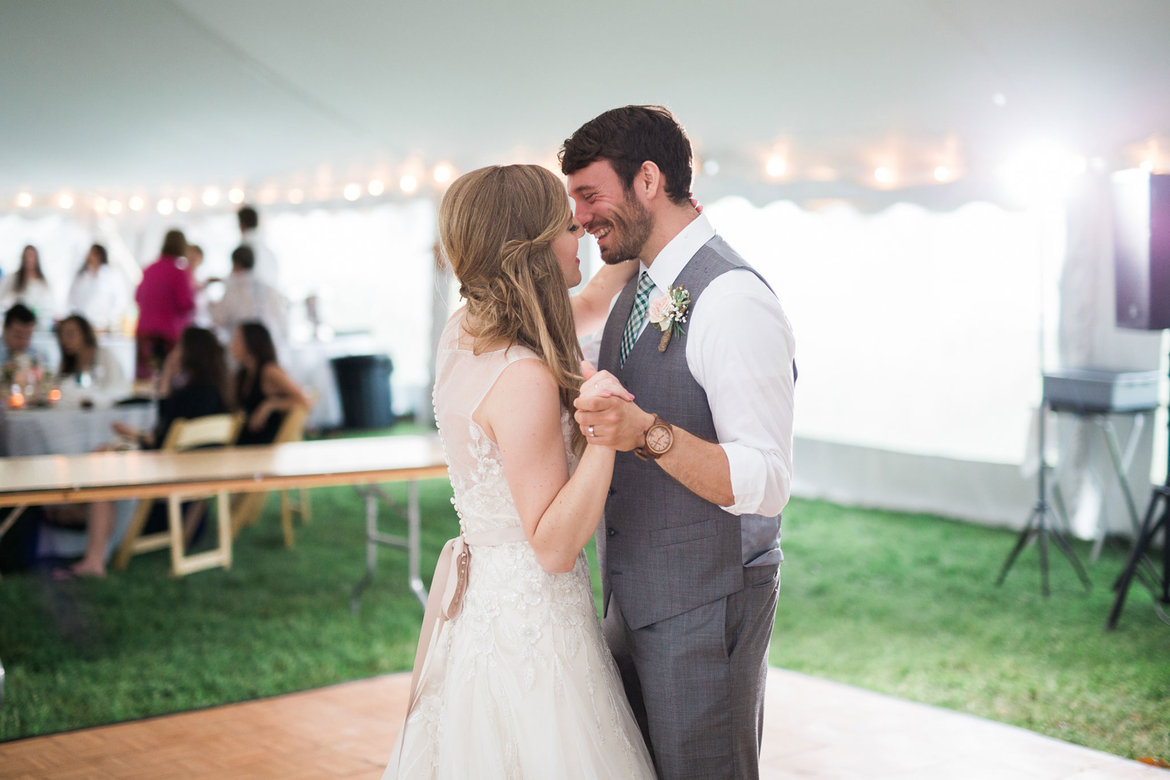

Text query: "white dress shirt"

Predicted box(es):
[635, 214, 796, 518]
[208, 270, 289, 355]
[241, 228, 282, 296]
[67, 265, 131, 331]
[0, 276, 57, 330]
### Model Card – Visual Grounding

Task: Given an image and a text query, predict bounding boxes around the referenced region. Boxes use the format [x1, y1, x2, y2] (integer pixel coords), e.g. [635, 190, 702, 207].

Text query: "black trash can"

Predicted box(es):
[331, 354, 394, 430]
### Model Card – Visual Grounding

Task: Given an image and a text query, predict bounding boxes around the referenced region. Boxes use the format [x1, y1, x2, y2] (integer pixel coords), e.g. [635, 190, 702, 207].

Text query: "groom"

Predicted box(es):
[564, 106, 796, 779]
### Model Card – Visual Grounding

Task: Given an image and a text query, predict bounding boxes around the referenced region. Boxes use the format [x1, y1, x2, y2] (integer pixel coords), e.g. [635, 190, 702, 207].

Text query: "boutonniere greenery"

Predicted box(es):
[647, 284, 690, 352]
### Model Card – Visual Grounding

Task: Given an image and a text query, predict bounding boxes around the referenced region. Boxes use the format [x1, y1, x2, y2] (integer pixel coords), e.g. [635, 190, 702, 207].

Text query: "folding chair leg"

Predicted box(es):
[168, 494, 186, 575]
[168, 492, 234, 577]
[112, 501, 148, 570]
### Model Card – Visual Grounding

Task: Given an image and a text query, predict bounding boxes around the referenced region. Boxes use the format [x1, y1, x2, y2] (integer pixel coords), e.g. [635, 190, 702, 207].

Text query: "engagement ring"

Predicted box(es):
[588, 425, 595, 437]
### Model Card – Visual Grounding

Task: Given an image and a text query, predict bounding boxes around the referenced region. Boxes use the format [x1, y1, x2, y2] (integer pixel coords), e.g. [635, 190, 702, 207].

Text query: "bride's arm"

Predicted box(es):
[477, 358, 617, 573]
[571, 259, 637, 337]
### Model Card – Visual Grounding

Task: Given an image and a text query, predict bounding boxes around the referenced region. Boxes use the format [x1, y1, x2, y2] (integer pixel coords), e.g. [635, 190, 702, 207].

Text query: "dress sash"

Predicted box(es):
[394, 525, 529, 764]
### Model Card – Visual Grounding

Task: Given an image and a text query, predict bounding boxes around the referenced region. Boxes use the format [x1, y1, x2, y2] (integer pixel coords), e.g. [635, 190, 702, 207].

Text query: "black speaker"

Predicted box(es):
[1113, 171, 1170, 330]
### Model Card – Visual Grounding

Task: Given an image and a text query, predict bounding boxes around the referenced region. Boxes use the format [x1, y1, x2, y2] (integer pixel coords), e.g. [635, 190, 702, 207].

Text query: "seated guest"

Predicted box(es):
[55, 314, 130, 403]
[1, 303, 45, 370]
[230, 321, 309, 445]
[209, 245, 288, 358]
[66, 244, 130, 332]
[0, 245, 56, 330]
[134, 230, 195, 380]
[61, 326, 231, 579]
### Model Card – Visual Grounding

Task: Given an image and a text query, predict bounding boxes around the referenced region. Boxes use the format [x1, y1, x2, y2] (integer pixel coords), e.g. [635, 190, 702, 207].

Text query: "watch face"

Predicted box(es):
[646, 424, 672, 454]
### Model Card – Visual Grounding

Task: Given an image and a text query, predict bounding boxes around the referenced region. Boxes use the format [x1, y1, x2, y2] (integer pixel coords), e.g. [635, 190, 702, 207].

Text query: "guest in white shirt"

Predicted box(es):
[66, 244, 130, 332]
[55, 314, 129, 404]
[208, 245, 288, 357]
[0, 245, 56, 330]
[238, 204, 281, 295]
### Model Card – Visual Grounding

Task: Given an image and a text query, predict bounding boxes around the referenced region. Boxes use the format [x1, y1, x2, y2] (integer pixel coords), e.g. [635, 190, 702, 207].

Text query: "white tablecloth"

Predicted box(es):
[4, 403, 156, 457]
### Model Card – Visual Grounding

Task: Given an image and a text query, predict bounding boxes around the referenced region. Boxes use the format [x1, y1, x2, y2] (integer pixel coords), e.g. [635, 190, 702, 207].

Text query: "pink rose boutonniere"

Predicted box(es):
[647, 284, 691, 353]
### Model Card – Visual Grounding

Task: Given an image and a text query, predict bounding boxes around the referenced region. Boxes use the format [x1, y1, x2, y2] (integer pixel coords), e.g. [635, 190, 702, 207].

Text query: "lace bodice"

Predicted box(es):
[432, 308, 578, 538]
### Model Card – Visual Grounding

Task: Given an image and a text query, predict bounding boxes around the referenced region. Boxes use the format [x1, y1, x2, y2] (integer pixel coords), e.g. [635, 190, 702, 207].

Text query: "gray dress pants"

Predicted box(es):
[603, 564, 780, 779]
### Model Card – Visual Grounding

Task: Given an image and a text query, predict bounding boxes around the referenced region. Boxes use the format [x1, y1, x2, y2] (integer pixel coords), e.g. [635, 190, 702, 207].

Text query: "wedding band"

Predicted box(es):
[588, 425, 595, 437]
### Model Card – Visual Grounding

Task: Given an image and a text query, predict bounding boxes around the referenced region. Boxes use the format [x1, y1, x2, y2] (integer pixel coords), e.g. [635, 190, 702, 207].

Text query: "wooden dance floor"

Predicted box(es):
[1, 668, 1162, 779]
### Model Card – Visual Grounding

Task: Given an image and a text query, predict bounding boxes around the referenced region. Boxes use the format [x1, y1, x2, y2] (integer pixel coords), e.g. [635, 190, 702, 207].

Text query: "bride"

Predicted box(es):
[384, 164, 655, 778]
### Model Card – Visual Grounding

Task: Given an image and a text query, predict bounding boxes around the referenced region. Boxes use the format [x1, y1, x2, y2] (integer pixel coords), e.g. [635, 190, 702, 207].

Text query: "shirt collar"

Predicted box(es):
[641, 213, 715, 292]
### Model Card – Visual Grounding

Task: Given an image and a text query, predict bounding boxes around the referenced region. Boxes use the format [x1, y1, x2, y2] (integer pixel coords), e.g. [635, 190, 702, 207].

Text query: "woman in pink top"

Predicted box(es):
[134, 229, 195, 380]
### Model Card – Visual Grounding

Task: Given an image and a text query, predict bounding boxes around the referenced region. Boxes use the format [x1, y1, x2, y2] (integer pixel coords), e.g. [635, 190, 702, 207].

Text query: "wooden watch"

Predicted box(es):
[634, 414, 674, 461]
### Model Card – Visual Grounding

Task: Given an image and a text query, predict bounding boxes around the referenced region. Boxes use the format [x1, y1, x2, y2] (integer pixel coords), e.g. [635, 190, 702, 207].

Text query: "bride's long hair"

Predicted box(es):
[439, 164, 584, 451]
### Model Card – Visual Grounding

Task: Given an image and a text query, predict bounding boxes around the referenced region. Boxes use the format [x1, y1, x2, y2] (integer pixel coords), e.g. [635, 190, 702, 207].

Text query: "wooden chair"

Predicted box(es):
[112, 412, 244, 576]
[230, 404, 312, 547]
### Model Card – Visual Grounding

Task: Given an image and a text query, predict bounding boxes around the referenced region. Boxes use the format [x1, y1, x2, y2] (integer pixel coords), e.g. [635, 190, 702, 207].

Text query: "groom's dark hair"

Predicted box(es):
[559, 105, 693, 205]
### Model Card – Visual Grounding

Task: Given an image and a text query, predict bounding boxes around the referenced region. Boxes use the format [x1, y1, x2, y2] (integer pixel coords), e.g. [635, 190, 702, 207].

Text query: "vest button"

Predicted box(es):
[607, 528, 617, 537]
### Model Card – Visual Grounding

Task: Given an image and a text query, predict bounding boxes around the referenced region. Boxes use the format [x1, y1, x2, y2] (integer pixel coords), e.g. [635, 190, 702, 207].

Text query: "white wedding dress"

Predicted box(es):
[384, 309, 655, 779]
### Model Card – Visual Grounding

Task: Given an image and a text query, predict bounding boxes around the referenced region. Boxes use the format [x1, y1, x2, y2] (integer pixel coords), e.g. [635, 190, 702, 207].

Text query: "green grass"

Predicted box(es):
[1, 441, 1167, 762]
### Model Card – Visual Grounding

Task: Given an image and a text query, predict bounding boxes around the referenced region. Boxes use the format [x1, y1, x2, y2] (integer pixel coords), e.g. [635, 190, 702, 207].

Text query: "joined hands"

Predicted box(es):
[575, 361, 653, 451]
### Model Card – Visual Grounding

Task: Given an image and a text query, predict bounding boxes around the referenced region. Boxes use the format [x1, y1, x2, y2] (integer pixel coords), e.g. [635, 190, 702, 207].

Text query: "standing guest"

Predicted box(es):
[185, 243, 215, 328]
[237, 205, 281, 295]
[56, 314, 129, 402]
[0, 303, 45, 368]
[0, 245, 56, 330]
[229, 321, 308, 445]
[66, 243, 130, 332]
[209, 245, 288, 357]
[62, 326, 231, 579]
[564, 105, 796, 779]
[134, 230, 195, 380]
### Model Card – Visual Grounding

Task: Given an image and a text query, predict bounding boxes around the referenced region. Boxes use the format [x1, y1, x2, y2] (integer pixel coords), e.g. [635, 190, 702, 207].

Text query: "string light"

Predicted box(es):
[7, 136, 1155, 217]
[765, 156, 788, 178]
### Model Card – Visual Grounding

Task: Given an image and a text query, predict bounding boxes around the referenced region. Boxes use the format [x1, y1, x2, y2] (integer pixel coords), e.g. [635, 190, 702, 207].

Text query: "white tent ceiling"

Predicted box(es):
[2, 0, 1169, 206]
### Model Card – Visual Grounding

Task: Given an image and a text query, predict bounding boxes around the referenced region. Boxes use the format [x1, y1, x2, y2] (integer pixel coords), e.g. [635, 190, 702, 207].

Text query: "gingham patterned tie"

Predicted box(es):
[619, 271, 655, 367]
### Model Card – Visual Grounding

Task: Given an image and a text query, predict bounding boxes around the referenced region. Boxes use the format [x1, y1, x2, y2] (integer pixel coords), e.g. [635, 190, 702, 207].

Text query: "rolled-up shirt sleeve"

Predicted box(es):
[687, 269, 795, 517]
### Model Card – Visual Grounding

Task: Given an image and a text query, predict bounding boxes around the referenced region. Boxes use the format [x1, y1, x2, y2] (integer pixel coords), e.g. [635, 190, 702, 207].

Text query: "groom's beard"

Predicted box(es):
[598, 190, 653, 265]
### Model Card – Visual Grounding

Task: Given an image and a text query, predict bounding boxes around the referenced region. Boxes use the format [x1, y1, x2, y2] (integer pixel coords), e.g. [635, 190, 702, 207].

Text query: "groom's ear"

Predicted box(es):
[635, 161, 663, 203]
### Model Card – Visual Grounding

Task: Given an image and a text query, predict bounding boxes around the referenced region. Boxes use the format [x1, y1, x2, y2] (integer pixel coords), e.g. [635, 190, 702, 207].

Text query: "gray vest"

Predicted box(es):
[598, 235, 782, 629]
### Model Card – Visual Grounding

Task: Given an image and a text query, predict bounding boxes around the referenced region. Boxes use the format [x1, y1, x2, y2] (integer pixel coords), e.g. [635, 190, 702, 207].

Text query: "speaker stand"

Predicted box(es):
[996, 401, 1092, 596]
[1106, 350, 1170, 630]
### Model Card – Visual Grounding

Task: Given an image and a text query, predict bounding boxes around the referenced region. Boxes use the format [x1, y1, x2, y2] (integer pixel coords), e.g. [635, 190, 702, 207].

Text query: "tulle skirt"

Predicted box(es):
[383, 544, 655, 779]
